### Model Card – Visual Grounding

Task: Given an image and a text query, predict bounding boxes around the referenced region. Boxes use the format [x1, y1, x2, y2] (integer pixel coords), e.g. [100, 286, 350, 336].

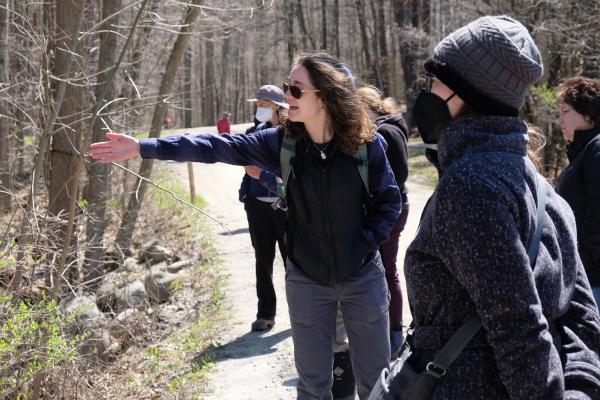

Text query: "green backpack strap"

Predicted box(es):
[354, 143, 371, 198]
[276, 135, 297, 207]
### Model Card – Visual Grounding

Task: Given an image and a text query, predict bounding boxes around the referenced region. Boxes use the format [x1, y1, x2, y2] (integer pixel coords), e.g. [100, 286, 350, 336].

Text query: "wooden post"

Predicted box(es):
[187, 162, 196, 203]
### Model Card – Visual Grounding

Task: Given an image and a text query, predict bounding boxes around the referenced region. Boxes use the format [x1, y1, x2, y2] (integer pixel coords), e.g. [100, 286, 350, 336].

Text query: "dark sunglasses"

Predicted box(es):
[283, 82, 320, 99]
[424, 72, 434, 93]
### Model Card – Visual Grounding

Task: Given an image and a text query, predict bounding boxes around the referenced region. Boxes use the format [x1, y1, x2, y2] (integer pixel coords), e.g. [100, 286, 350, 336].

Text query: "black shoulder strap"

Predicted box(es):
[353, 143, 370, 197]
[425, 173, 547, 378]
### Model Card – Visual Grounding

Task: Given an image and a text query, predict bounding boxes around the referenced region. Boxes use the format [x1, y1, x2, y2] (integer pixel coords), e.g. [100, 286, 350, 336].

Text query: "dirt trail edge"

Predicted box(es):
[168, 126, 433, 400]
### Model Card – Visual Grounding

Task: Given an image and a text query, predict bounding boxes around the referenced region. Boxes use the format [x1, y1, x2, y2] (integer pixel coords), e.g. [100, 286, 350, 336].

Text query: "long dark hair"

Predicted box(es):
[283, 52, 375, 155]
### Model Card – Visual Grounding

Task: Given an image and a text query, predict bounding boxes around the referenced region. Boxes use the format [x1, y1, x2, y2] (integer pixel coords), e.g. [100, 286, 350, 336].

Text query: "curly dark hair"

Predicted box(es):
[557, 77, 600, 127]
[283, 52, 375, 155]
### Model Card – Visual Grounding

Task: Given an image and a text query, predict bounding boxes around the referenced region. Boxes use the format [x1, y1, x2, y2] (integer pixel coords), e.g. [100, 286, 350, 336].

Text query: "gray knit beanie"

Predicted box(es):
[424, 15, 543, 116]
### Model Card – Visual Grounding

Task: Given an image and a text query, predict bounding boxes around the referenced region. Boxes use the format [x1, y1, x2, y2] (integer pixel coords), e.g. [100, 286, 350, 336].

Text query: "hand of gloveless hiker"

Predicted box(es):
[89, 132, 141, 163]
[244, 165, 263, 179]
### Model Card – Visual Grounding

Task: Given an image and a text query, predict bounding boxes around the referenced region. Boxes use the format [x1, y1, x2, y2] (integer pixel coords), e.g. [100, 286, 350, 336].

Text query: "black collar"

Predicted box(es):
[567, 125, 600, 161]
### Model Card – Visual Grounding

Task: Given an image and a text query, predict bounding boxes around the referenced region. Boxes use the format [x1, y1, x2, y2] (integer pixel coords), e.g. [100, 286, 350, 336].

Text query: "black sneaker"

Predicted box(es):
[332, 349, 356, 399]
[251, 318, 275, 332]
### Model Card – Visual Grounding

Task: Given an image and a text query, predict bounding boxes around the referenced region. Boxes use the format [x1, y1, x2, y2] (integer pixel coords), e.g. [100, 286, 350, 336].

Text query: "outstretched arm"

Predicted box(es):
[89, 128, 283, 173]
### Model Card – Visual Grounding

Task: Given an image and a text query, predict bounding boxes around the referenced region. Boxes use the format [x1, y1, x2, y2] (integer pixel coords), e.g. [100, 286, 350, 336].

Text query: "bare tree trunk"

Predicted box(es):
[7, 1, 74, 293]
[296, 0, 315, 49]
[53, 0, 151, 297]
[216, 37, 230, 117]
[321, 0, 327, 49]
[393, 0, 425, 128]
[120, 0, 157, 221]
[233, 41, 242, 120]
[193, 38, 203, 126]
[367, 0, 385, 90]
[48, 0, 86, 214]
[203, 33, 215, 126]
[184, 45, 192, 129]
[377, 0, 388, 61]
[116, 0, 205, 251]
[0, 0, 11, 211]
[47, 0, 88, 290]
[376, 0, 389, 94]
[415, 0, 427, 33]
[355, 0, 372, 69]
[15, 113, 24, 177]
[83, 0, 122, 289]
[333, 0, 340, 57]
[129, 0, 158, 128]
[287, 5, 294, 65]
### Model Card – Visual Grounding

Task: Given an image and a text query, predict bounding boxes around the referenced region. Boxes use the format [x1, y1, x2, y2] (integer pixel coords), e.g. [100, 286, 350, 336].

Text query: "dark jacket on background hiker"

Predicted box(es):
[139, 127, 401, 284]
[237, 121, 286, 323]
[404, 116, 600, 400]
[375, 113, 409, 203]
[375, 112, 410, 333]
[238, 122, 279, 202]
[555, 126, 600, 287]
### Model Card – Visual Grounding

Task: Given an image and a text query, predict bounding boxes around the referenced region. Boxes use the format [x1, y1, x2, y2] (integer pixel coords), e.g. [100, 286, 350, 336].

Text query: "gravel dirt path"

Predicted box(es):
[168, 125, 433, 399]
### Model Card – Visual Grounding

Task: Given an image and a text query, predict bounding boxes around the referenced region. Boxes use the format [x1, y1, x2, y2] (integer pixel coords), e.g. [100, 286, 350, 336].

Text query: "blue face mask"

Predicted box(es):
[412, 90, 455, 144]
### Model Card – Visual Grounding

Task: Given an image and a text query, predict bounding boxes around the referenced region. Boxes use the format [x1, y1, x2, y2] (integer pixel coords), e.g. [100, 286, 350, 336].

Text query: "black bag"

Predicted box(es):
[367, 317, 481, 400]
[368, 174, 547, 400]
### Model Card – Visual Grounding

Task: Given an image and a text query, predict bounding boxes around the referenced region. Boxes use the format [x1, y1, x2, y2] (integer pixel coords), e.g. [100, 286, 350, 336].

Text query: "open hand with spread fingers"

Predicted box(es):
[89, 132, 141, 163]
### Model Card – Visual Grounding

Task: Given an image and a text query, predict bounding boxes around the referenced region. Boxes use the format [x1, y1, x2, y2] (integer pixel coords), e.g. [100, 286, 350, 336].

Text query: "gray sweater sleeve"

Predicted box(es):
[433, 174, 564, 400]
[561, 262, 600, 400]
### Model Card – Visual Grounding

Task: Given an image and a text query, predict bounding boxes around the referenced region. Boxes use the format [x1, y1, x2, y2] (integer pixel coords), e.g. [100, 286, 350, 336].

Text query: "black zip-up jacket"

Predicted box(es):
[375, 113, 409, 204]
[556, 126, 600, 287]
[139, 128, 401, 284]
[286, 136, 373, 283]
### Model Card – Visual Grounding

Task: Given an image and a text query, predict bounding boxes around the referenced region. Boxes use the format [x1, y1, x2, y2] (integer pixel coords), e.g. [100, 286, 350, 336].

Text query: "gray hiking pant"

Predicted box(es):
[286, 253, 390, 400]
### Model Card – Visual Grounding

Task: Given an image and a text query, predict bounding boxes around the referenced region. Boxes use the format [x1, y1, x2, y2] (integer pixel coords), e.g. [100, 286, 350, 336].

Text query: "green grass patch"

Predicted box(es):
[132, 131, 149, 139]
[150, 169, 208, 211]
[408, 143, 439, 188]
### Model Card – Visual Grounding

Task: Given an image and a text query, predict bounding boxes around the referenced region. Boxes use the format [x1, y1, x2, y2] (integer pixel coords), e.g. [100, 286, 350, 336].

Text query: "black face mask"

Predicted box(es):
[412, 91, 455, 144]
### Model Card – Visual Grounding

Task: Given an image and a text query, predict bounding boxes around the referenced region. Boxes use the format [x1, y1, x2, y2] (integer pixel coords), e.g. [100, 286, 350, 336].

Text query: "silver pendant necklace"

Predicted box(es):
[313, 141, 331, 160]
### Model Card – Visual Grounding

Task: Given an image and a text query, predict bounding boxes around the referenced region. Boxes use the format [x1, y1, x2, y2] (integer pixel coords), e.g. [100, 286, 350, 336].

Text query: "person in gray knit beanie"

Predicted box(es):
[424, 15, 543, 116]
[374, 15, 600, 400]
